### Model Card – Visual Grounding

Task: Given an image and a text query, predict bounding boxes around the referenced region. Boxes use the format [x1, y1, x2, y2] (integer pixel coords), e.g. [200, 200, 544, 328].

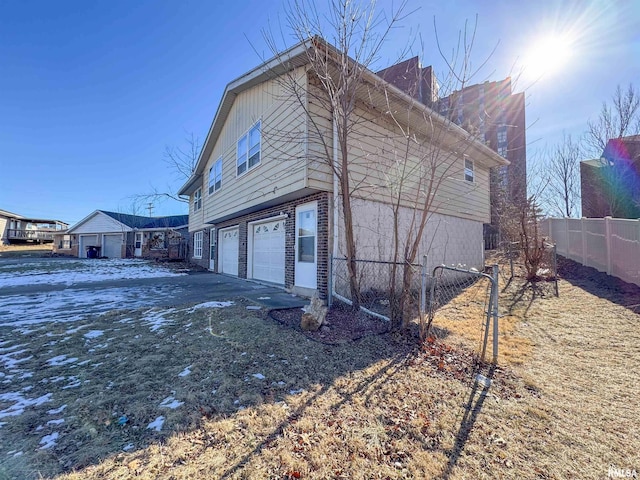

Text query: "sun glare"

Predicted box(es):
[521, 33, 573, 83]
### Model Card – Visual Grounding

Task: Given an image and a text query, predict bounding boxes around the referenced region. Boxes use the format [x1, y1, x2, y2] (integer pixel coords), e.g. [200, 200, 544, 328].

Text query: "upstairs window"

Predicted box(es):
[464, 158, 475, 183]
[193, 188, 202, 211]
[209, 158, 222, 194]
[237, 121, 261, 176]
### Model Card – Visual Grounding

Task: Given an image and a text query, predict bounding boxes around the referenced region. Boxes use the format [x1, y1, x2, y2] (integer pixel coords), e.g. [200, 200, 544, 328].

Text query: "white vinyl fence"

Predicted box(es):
[541, 217, 640, 287]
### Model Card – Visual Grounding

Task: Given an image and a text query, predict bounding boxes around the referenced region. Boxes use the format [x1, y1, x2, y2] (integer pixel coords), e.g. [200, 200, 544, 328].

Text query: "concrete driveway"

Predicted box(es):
[0, 257, 307, 327]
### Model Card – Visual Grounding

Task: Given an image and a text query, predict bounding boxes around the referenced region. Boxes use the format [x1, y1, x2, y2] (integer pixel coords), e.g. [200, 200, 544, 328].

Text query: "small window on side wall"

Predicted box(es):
[193, 188, 202, 211]
[464, 158, 475, 183]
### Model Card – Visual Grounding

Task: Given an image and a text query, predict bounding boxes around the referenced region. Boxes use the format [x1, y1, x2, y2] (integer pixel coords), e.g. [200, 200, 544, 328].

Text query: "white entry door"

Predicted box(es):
[219, 227, 239, 276]
[209, 228, 216, 271]
[251, 218, 285, 284]
[134, 233, 142, 257]
[295, 202, 317, 289]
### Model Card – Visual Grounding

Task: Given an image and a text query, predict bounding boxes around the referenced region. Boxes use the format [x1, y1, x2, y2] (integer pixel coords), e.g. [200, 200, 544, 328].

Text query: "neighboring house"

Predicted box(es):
[53, 210, 188, 260]
[0, 209, 68, 245]
[581, 135, 640, 218]
[178, 38, 507, 299]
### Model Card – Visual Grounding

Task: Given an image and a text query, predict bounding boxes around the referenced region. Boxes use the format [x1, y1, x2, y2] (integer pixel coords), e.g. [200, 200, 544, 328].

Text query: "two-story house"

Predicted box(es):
[178, 38, 507, 299]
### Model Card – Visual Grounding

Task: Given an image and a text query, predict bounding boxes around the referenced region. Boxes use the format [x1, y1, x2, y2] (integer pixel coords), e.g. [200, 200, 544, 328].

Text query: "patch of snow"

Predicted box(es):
[13, 451, 23, 457]
[257, 296, 271, 300]
[18, 372, 33, 379]
[47, 405, 67, 415]
[39, 432, 59, 449]
[1, 349, 32, 370]
[83, 330, 104, 339]
[65, 325, 89, 334]
[143, 308, 176, 332]
[289, 389, 304, 395]
[0, 392, 52, 419]
[0, 343, 27, 353]
[47, 419, 65, 426]
[0, 259, 187, 288]
[246, 306, 261, 310]
[123, 443, 135, 452]
[62, 377, 81, 389]
[186, 301, 234, 312]
[252, 373, 266, 380]
[146, 416, 165, 432]
[47, 355, 78, 366]
[178, 366, 192, 377]
[159, 396, 184, 409]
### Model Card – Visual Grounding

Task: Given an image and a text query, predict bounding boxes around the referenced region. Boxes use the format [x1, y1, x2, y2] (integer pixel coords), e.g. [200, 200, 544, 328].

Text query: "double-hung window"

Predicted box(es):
[237, 121, 261, 176]
[464, 158, 475, 183]
[209, 158, 222, 194]
[193, 231, 203, 258]
[193, 188, 202, 211]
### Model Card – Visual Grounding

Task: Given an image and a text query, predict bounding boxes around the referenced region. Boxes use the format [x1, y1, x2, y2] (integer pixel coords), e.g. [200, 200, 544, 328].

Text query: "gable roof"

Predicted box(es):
[100, 211, 188, 229]
[68, 210, 188, 233]
[178, 37, 507, 196]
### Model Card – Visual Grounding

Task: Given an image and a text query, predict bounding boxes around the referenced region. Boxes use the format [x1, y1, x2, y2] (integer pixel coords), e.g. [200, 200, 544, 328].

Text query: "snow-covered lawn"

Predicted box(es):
[0, 258, 186, 288]
[0, 259, 188, 327]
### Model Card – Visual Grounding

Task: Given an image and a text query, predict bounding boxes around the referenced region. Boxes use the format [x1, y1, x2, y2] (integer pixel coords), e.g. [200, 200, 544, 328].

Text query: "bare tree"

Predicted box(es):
[264, 0, 410, 310]
[543, 133, 581, 217]
[132, 133, 201, 208]
[585, 83, 640, 156]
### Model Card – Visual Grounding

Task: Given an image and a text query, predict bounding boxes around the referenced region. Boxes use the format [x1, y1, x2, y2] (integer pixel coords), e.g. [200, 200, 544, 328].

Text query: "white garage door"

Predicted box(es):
[103, 234, 123, 259]
[251, 219, 285, 284]
[219, 227, 239, 276]
[78, 235, 98, 258]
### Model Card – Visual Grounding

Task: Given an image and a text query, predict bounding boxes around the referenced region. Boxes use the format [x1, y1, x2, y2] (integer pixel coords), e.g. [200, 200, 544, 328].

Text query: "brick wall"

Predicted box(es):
[211, 192, 329, 299]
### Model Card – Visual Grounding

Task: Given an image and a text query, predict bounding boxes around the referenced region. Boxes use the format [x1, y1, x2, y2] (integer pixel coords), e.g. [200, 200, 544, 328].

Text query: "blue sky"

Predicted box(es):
[1, 0, 638, 225]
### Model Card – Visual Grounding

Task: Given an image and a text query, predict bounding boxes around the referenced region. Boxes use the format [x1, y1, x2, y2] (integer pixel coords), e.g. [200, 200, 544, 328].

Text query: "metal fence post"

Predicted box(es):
[420, 255, 427, 316]
[492, 264, 499, 363]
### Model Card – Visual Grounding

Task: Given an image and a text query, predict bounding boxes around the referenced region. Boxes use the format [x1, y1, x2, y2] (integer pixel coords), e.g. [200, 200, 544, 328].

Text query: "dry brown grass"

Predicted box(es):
[2, 258, 639, 479]
[0, 243, 52, 257]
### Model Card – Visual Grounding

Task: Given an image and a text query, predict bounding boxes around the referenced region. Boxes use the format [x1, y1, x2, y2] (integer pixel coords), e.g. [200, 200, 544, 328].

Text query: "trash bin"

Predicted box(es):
[86, 246, 98, 259]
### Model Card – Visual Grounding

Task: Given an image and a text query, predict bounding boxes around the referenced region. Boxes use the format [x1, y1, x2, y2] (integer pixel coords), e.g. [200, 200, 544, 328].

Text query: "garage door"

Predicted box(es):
[219, 227, 239, 276]
[251, 219, 285, 284]
[103, 234, 123, 259]
[78, 235, 98, 258]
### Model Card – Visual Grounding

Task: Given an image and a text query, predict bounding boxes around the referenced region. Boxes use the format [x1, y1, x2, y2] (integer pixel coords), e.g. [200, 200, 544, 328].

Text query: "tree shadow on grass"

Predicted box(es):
[437, 363, 496, 480]
[557, 256, 640, 316]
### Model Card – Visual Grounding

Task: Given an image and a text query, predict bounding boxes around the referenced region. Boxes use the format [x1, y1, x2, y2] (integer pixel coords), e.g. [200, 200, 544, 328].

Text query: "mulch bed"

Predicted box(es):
[269, 306, 390, 344]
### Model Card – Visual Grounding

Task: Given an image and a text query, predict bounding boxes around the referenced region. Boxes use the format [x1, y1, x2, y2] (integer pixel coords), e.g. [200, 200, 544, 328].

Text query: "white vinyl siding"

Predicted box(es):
[327, 103, 492, 223]
[193, 231, 203, 258]
[201, 70, 308, 222]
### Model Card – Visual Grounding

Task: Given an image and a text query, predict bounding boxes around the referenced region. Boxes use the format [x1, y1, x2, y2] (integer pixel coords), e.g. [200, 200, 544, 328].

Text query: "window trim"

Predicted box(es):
[464, 158, 475, 183]
[193, 231, 203, 259]
[193, 188, 202, 212]
[208, 158, 222, 195]
[236, 120, 261, 177]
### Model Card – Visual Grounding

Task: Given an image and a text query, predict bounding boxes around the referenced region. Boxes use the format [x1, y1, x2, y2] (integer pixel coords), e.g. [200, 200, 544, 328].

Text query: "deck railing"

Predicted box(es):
[7, 229, 56, 241]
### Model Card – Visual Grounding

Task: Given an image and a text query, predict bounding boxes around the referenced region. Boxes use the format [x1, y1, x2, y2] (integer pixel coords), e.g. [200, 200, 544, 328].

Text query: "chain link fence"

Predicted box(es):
[424, 265, 499, 363]
[329, 258, 501, 363]
[329, 257, 423, 322]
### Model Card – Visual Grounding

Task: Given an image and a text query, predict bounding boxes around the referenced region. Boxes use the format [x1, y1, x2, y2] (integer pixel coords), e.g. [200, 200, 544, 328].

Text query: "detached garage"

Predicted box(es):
[61, 210, 188, 259]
